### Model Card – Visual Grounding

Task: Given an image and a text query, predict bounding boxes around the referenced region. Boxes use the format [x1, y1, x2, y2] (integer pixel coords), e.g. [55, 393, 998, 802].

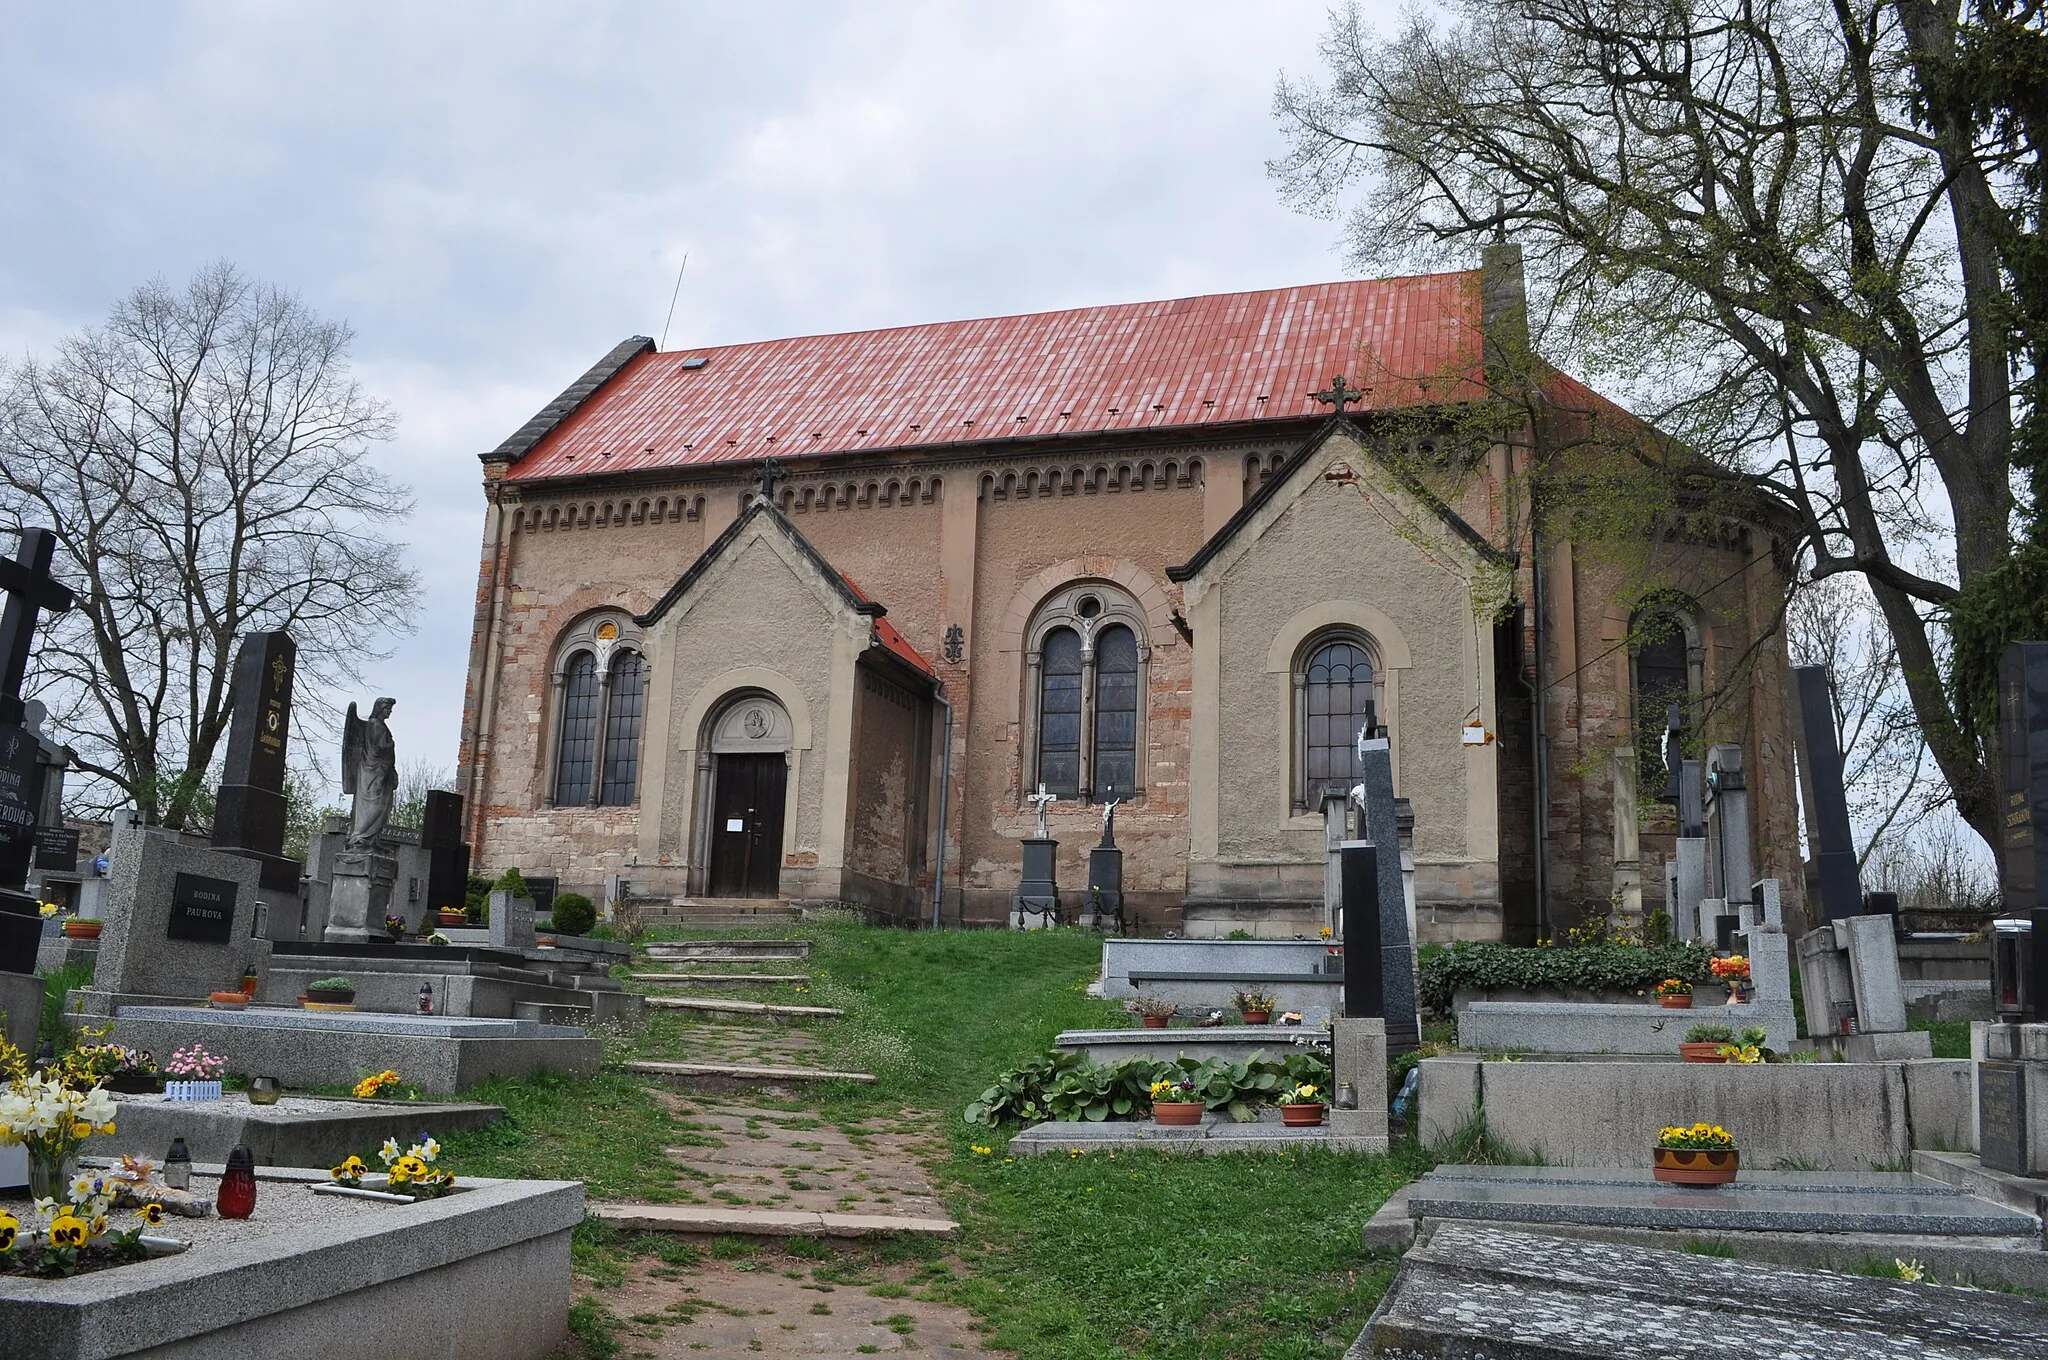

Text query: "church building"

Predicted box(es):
[456, 245, 1806, 942]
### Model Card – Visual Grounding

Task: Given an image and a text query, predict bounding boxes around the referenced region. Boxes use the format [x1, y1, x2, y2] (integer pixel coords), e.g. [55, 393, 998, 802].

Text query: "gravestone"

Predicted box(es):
[1981, 1060, 2028, 1174]
[1353, 732, 1419, 1054]
[210, 631, 303, 894]
[1081, 799, 1123, 932]
[1793, 663, 1862, 922]
[486, 886, 536, 951]
[1999, 642, 2048, 924]
[1011, 785, 1059, 929]
[1705, 743, 1752, 924]
[421, 789, 470, 918]
[327, 695, 400, 943]
[75, 827, 266, 1010]
[0, 528, 76, 972]
[1672, 758, 1706, 941]
[1339, 842, 1384, 1020]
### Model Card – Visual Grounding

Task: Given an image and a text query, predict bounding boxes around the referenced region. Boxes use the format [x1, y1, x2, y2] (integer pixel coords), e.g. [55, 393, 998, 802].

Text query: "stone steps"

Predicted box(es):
[628, 972, 810, 987]
[589, 1202, 957, 1239]
[642, 940, 812, 961]
[644, 996, 841, 1018]
[626, 1059, 875, 1087]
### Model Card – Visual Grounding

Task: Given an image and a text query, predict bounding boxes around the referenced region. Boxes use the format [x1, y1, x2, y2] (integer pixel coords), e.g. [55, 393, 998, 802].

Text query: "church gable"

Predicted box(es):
[1169, 418, 1510, 599]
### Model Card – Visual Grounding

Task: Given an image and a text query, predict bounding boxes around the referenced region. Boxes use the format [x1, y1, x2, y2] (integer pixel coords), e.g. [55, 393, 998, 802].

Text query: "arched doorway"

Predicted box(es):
[705, 695, 792, 898]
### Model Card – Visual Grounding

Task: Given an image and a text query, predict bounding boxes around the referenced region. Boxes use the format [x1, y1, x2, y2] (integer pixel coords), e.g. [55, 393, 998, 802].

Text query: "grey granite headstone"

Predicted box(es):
[1673, 837, 1707, 941]
[325, 850, 397, 943]
[1753, 877, 1783, 928]
[91, 829, 265, 1002]
[487, 888, 535, 950]
[1841, 912, 1910, 1032]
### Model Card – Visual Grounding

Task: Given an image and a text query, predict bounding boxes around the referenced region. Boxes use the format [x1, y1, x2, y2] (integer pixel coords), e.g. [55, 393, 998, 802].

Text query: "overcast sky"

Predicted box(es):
[0, 1, 1405, 787]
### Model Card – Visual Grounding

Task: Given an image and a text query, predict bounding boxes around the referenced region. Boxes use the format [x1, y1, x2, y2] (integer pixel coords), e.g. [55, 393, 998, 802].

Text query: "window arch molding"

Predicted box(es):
[1265, 600, 1411, 817]
[1020, 582, 1151, 803]
[545, 610, 648, 808]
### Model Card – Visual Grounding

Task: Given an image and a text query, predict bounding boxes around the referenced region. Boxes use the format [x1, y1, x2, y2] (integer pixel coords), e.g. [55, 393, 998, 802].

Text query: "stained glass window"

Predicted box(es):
[600, 650, 645, 805]
[1038, 628, 1083, 799]
[1093, 626, 1139, 800]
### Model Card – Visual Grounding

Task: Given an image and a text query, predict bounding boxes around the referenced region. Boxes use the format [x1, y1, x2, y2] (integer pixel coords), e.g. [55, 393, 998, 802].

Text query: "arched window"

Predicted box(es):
[548, 613, 647, 808]
[1038, 629, 1084, 799]
[553, 652, 600, 805]
[1024, 584, 1151, 803]
[1630, 606, 1697, 793]
[1093, 626, 1139, 799]
[1294, 634, 1382, 811]
[599, 650, 645, 805]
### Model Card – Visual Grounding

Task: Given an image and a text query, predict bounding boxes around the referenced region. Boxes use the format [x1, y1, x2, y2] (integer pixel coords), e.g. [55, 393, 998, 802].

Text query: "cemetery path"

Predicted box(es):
[589, 1091, 990, 1354]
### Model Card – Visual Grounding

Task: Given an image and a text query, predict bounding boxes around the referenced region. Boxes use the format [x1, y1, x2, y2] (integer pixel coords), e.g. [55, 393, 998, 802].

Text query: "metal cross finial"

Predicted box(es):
[752, 457, 787, 501]
[1026, 782, 1057, 839]
[1312, 375, 1364, 413]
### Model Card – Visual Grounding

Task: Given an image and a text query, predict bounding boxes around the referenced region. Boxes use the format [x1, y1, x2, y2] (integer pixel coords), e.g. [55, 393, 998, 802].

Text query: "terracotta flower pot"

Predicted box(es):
[1142, 1015, 1169, 1029]
[1652, 1146, 1739, 1186]
[1281, 1103, 1326, 1127]
[1678, 1042, 1729, 1064]
[1152, 1101, 1204, 1126]
[1659, 994, 1693, 1009]
[62, 919, 101, 940]
[438, 909, 468, 927]
[1241, 1010, 1272, 1025]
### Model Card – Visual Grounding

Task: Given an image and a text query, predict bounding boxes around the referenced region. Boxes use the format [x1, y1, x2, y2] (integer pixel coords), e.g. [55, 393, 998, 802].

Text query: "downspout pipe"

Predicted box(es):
[930, 688, 954, 929]
[1530, 526, 1551, 943]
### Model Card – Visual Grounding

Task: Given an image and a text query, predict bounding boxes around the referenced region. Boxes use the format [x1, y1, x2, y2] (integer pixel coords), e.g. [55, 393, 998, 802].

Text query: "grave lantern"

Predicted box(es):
[1993, 918, 2034, 1022]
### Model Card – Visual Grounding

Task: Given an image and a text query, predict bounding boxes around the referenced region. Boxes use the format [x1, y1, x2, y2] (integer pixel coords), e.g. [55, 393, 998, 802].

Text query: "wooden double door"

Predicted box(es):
[708, 752, 787, 898]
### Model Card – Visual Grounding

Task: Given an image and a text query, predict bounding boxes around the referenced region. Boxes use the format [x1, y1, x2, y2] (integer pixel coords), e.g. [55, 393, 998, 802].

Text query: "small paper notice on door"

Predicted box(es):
[725, 818, 745, 832]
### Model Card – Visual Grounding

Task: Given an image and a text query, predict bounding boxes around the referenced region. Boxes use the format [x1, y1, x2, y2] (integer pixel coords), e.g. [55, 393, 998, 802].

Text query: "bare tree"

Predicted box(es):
[0, 263, 419, 828]
[391, 758, 453, 832]
[1272, 0, 2023, 855]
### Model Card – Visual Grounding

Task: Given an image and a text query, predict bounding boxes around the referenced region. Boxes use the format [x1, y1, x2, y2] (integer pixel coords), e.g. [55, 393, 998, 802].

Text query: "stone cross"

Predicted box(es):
[1026, 783, 1056, 839]
[753, 457, 787, 501]
[1312, 375, 1365, 414]
[0, 528, 75, 726]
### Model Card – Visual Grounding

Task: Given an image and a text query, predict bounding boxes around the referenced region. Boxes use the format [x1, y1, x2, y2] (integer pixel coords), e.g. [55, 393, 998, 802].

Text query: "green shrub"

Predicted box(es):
[1417, 940, 1714, 1013]
[308, 976, 355, 993]
[551, 893, 597, 936]
[1683, 1023, 1734, 1044]
[493, 867, 531, 898]
[964, 1049, 1332, 1127]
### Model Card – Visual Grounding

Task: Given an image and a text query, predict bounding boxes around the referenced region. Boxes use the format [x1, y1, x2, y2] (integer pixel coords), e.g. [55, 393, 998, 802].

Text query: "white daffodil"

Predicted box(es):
[416, 1137, 441, 1162]
[380, 1137, 402, 1166]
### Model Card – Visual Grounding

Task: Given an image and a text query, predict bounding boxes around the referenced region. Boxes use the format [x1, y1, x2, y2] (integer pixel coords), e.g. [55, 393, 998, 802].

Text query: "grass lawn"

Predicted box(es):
[442, 922, 1418, 1359]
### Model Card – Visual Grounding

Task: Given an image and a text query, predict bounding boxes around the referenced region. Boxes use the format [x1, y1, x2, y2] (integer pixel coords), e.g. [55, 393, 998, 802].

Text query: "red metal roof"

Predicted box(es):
[839, 573, 935, 678]
[504, 272, 1489, 482]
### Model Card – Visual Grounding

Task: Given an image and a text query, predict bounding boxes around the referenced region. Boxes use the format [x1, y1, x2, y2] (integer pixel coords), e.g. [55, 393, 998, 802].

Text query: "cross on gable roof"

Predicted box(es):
[495, 272, 1493, 482]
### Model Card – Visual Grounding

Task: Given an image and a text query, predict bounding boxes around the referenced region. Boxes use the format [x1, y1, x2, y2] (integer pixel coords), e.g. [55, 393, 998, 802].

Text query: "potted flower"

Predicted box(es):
[65, 1043, 159, 1094]
[163, 1044, 226, 1102]
[382, 915, 407, 941]
[1654, 978, 1694, 1010]
[1717, 1026, 1769, 1065]
[1653, 1122, 1739, 1185]
[1125, 996, 1177, 1029]
[1234, 988, 1279, 1025]
[61, 913, 101, 940]
[1679, 1024, 1733, 1063]
[436, 906, 468, 927]
[1320, 925, 1343, 974]
[1710, 954, 1752, 1003]
[304, 977, 357, 1011]
[1149, 1076, 1205, 1126]
[1277, 1082, 1326, 1127]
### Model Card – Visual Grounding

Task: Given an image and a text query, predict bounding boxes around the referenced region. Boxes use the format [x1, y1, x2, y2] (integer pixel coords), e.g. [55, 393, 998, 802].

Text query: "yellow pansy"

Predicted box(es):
[48, 1215, 87, 1248]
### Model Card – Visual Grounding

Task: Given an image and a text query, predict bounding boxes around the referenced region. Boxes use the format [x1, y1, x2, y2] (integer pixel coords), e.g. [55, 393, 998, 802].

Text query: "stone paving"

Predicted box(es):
[604, 1247, 989, 1356]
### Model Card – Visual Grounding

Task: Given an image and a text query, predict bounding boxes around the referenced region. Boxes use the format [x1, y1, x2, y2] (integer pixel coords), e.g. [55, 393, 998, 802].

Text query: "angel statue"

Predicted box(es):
[342, 697, 399, 849]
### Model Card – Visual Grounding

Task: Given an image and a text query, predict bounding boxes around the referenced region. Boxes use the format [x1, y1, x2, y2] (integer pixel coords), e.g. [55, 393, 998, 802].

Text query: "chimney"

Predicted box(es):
[1480, 241, 1528, 393]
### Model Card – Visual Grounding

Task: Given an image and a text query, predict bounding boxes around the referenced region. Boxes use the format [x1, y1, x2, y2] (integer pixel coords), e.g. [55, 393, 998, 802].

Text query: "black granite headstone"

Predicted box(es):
[1981, 1059, 2027, 1175]
[1999, 644, 2048, 918]
[421, 789, 470, 915]
[1014, 839, 1059, 924]
[210, 631, 302, 892]
[526, 875, 559, 917]
[1340, 842, 1384, 1020]
[1355, 736, 1421, 1055]
[0, 723, 37, 890]
[33, 824, 78, 871]
[166, 871, 239, 944]
[1793, 664, 1862, 922]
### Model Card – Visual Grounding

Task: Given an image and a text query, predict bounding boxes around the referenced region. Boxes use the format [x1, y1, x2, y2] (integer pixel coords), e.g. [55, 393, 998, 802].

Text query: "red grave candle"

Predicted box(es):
[217, 1144, 257, 1219]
